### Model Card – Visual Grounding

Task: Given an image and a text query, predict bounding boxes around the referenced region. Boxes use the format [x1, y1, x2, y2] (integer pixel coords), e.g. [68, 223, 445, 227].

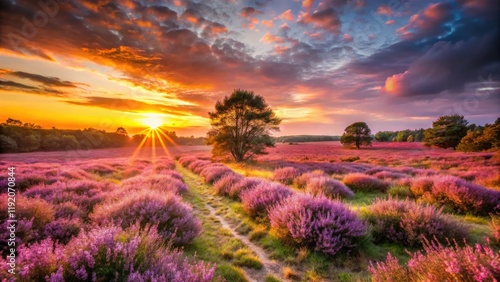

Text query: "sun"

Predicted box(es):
[142, 114, 164, 129]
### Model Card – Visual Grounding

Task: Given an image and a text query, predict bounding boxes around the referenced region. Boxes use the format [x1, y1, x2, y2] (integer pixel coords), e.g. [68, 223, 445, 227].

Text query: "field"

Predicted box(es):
[1, 142, 499, 281]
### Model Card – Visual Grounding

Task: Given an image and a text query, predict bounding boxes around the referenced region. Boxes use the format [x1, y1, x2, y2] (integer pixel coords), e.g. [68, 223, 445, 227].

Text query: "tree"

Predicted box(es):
[424, 115, 468, 150]
[207, 89, 281, 162]
[457, 118, 500, 152]
[4, 118, 22, 127]
[116, 127, 128, 135]
[340, 122, 372, 149]
[407, 135, 414, 142]
[0, 135, 17, 153]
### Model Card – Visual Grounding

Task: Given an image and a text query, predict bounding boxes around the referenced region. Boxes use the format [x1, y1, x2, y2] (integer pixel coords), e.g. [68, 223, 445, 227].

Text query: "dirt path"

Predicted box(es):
[203, 202, 284, 281]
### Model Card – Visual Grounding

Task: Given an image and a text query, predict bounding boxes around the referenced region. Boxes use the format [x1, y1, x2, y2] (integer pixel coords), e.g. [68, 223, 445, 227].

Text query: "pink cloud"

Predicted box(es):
[279, 9, 295, 21]
[261, 20, 274, 28]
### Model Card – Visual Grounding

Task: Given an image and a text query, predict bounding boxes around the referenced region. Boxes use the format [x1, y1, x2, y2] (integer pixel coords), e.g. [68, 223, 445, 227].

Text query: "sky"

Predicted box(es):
[0, 0, 499, 137]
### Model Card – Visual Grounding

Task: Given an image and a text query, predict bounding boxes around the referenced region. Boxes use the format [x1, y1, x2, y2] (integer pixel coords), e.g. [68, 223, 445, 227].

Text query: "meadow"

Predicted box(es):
[0, 141, 499, 281]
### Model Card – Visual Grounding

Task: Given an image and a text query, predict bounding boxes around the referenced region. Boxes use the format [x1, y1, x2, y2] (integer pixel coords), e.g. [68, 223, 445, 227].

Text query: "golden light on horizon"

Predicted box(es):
[141, 113, 164, 129]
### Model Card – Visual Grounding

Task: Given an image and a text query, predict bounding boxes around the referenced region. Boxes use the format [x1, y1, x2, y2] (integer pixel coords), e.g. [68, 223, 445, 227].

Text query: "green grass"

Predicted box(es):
[234, 249, 264, 269]
[264, 274, 281, 282]
[215, 264, 249, 282]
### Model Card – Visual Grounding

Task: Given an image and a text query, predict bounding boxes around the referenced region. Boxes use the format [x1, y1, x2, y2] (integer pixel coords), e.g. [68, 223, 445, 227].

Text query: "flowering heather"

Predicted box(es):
[294, 170, 326, 188]
[188, 160, 211, 173]
[121, 174, 188, 194]
[491, 216, 500, 247]
[54, 202, 84, 220]
[213, 173, 244, 196]
[368, 241, 500, 282]
[274, 167, 301, 185]
[268, 194, 366, 256]
[91, 190, 201, 245]
[373, 171, 407, 180]
[63, 224, 215, 282]
[430, 176, 500, 215]
[343, 173, 389, 192]
[200, 165, 234, 184]
[364, 197, 468, 247]
[305, 176, 354, 199]
[228, 177, 266, 199]
[178, 156, 198, 167]
[79, 162, 116, 174]
[409, 176, 434, 197]
[1, 239, 66, 282]
[43, 218, 81, 244]
[240, 182, 294, 218]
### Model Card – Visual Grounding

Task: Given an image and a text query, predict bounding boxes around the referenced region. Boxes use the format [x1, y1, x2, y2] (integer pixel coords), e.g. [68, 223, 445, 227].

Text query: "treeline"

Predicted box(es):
[0, 118, 206, 154]
[373, 116, 500, 152]
[274, 135, 341, 143]
[374, 129, 425, 142]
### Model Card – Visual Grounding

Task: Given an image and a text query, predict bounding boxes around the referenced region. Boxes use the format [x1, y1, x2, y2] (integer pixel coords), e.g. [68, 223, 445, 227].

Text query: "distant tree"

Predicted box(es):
[207, 89, 281, 162]
[0, 135, 17, 153]
[116, 127, 128, 135]
[41, 133, 61, 150]
[457, 118, 500, 152]
[396, 130, 411, 142]
[424, 115, 468, 150]
[340, 122, 372, 149]
[407, 135, 414, 142]
[5, 118, 22, 127]
[60, 135, 79, 150]
[374, 131, 392, 142]
[23, 122, 42, 129]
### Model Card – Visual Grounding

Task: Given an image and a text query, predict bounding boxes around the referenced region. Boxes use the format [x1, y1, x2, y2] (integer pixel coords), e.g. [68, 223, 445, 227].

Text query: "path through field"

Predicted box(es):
[178, 164, 286, 282]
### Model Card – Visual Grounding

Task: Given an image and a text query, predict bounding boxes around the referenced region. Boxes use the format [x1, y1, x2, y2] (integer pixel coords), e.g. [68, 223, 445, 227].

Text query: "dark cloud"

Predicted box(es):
[298, 8, 342, 34]
[0, 80, 38, 90]
[8, 71, 78, 87]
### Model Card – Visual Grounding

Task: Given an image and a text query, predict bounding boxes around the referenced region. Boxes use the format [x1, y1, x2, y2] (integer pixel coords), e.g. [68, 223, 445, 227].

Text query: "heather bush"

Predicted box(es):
[240, 182, 294, 218]
[54, 202, 84, 220]
[213, 173, 244, 196]
[369, 241, 500, 282]
[228, 177, 265, 199]
[17, 173, 46, 192]
[274, 167, 301, 185]
[2, 239, 66, 282]
[91, 190, 200, 245]
[491, 216, 500, 247]
[373, 171, 407, 180]
[188, 160, 211, 173]
[200, 165, 233, 184]
[430, 176, 500, 215]
[80, 163, 116, 174]
[364, 198, 468, 247]
[305, 176, 354, 199]
[408, 176, 434, 197]
[268, 194, 366, 256]
[43, 218, 81, 244]
[121, 174, 188, 194]
[63, 225, 215, 282]
[343, 173, 389, 192]
[294, 170, 326, 188]
[178, 156, 198, 167]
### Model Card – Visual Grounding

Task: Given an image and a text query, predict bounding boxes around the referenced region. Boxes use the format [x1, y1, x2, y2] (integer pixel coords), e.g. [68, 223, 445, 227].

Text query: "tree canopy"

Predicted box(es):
[207, 89, 281, 162]
[457, 118, 500, 152]
[424, 115, 468, 150]
[340, 122, 372, 149]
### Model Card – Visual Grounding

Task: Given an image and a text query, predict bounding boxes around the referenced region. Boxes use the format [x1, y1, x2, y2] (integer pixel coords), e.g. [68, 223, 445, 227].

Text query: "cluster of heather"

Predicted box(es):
[410, 175, 500, 215]
[364, 197, 468, 246]
[273, 166, 301, 185]
[0, 157, 212, 281]
[268, 194, 366, 255]
[91, 190, 200, 245]
[301, 174, 354, 199]
[240, 182, 294, 217]
[1, 225, 215, 282]
[342, 173, 389, 192]
[181, 157, 368, 257]
[368, 241, 500, 282]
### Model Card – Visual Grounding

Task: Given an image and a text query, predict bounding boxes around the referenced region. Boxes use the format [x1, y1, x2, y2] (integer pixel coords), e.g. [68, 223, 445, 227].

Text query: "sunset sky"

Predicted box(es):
[0, 0, 499, 136]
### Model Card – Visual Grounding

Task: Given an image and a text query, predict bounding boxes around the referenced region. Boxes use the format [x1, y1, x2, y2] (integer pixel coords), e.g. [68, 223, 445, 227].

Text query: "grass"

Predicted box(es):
[215, 264, 248, 282]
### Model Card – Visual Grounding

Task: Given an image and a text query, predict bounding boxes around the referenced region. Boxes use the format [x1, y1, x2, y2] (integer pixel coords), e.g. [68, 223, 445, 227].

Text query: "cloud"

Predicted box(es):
[396, 3, 454, 41]
[6, 71, 79, 87]
[260, 20, 273, 27]
[302, 0, 315, 9]
[376, 5, 393, 16]
[383, 31, 500, 96]
[278, 9, 294, 21]
[298, 8, 341, 34]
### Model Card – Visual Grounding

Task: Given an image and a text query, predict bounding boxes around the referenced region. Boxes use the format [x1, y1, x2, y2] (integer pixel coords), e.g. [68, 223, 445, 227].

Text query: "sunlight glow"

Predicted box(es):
[142, 113, 164, 129]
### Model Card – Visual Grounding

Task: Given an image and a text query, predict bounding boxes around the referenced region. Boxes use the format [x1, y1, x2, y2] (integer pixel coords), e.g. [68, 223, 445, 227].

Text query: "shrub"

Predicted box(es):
[369, 241, 500, 282]
[491, 216, 500, 247]
[364, 197, 468, 247]
[91, 190, 200, 245]
[121, 174, 188, 194]
[43, 218, 81, 244]
[214, 173, 244, 196]
[373, 171, 407, 180]
[188, 160, 211, 173]
[343, 173, 389, 192]
[54, 202, 84, 220]
[274, 167, 301, 185]
[409, 176, 434, 197]
[294, 170, 325, 188]
[305, 176, 354, 199]
[200, 165, 233, 184]
[228, 177, 265, 199]
[178, 156, 198, 167]
[430, 176, 500, 215]
[240, 182, 294, 218]
[269, 194, 366, 256]
[64, 225, 215, 282]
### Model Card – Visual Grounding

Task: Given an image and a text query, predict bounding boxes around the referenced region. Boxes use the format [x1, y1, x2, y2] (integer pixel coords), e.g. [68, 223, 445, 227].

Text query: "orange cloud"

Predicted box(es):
[279, 9, 294, 21]
[261, 20, 274, 28]
[302, 0, 315, 9]
[386, 19, 395, 25]
[377, 5, 393, 16]
[260, 32, 285, 44]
